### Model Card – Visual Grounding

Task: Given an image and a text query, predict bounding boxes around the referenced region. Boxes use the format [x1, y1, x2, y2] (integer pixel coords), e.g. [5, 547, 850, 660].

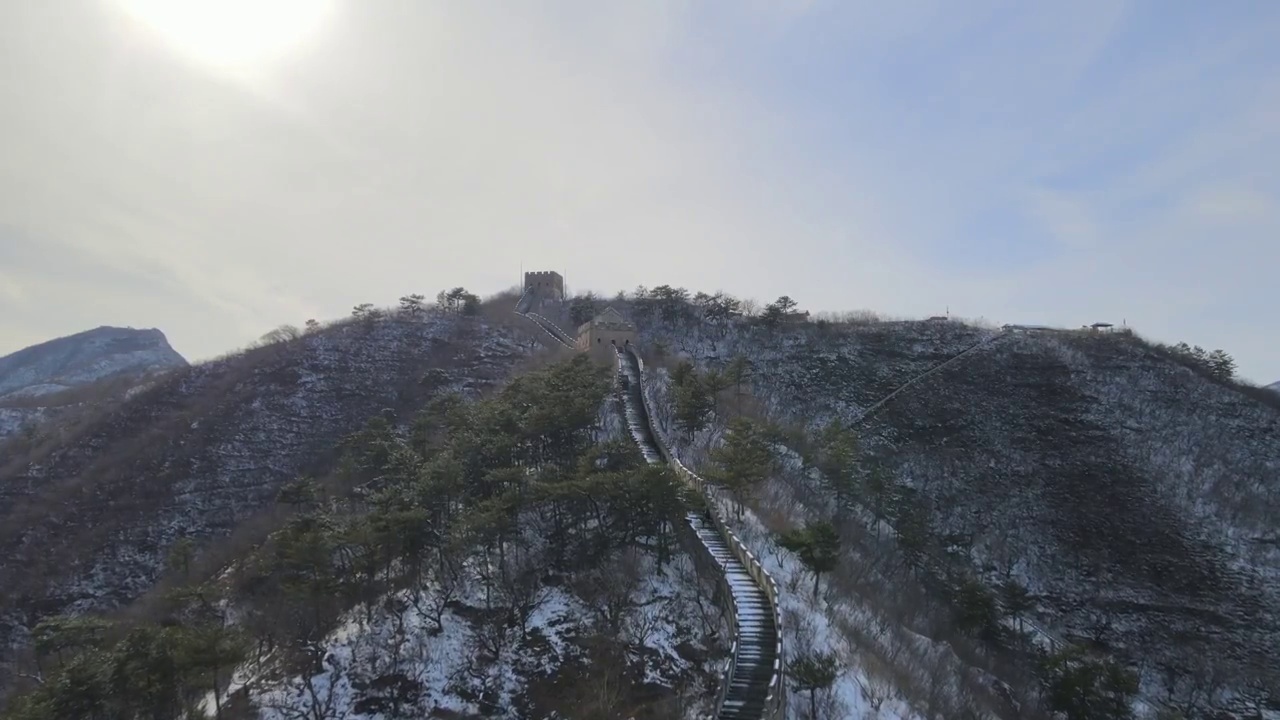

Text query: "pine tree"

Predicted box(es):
[709, 418, 772, 518]
[398, 293, 426, 316]
[175, 624, 247, 719]
[1042, 646, 1138, 719]
[569, 294, 599, 327]
[1207, 349, 1236, 380]
[701, 368, 732, 415]
[864, 465, 892, 542]
[168, 537, 195, 581]
[761, 295, 798, 327]
[32, 616, 113, 669]
[649, 285, 690, 323]
[1000, 578, 1034, 635]
[778, 521, 841, 599]
[724, 354, 751, 408]
[954, 578, 1001, 641]
[888, 485, 931, 573]
[788, 650, 840, 719]
[817, 421, 860, 508]
[673, 374, 713, 439]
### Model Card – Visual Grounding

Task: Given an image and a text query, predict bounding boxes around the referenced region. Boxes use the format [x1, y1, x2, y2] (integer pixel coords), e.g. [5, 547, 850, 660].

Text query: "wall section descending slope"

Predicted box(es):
[617, 346, 785, 720]
[512, 292, 783, 718]
[515, 290, 575, 349]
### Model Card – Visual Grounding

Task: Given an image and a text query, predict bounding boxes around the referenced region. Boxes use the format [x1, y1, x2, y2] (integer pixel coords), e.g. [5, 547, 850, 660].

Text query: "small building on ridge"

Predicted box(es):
[576, 307, 637, 362]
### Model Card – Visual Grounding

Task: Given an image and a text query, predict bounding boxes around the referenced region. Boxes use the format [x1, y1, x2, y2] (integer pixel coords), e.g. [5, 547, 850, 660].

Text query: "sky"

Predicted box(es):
[0, 0, 1277, 383]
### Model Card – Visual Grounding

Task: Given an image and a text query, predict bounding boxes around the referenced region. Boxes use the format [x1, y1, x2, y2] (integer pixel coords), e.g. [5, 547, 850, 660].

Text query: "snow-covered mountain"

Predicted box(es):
[0, 297, 735, 719]
[0, 326, 186, 399]
[3, 290, 1276, 718]
[0, 303, 541, 707]
[0, 326, 186, 442]
[1268, 381, 1280, 393]
[585, 298, 1280, 717]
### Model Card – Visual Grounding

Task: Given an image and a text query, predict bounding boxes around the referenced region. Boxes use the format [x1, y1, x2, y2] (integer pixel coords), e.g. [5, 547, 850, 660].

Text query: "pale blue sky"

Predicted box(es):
[0, 1, 1276, 382]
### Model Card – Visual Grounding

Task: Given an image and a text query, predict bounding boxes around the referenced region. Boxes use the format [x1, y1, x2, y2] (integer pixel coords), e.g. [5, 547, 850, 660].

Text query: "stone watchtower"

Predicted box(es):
[523, 271, 565, 301]
[576, 307, 637, 363]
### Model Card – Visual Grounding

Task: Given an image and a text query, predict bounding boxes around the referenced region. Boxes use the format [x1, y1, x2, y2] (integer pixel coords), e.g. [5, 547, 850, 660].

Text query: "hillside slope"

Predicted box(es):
[0, 326, 185, 398]
[599, 298, 1280, 714]
[865, 332, 1280, 676]
[0, 314, 727, 719]
[0, 311, 530, 688]
[0, 326, 187, 442]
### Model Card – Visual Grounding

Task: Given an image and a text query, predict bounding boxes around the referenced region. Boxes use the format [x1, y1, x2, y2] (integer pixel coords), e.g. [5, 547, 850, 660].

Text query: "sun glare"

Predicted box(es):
[119, 0, 335, 70]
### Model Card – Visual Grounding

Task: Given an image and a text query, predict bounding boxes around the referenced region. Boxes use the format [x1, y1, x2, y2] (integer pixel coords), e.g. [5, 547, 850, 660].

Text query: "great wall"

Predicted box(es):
[515, 277, 786, 720]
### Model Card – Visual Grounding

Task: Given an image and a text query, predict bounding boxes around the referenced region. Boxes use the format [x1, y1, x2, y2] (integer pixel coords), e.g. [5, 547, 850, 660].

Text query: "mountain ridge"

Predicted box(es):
[0, 325, 186, 399]
[0, 326, 188, 442]
[2, 291, 1276, 718]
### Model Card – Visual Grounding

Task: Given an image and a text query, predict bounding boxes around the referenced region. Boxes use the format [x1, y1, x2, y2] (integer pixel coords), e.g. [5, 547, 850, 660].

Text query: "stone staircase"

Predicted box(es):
[615, 346, 784, 720]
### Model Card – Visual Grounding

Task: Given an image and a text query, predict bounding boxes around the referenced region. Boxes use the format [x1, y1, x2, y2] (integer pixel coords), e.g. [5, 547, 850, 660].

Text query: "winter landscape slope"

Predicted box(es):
[0, 298, 736, 719]
[0, 326, 185, 398]
[3, 289, 1277, 719]
[0, 309, 525, 687]
[1268, 381, 1280, 393]
[0, 326, 187, 442]
[575, 293, 1280, 716]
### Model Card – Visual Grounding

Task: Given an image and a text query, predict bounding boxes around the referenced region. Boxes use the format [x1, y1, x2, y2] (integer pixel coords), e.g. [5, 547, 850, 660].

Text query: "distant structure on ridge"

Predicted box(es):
[523, 270, 564, 301]
[576, 307, 636, 362]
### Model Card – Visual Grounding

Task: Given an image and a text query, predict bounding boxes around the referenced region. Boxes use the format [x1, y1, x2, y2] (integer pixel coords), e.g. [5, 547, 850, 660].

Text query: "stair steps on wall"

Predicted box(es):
[614, 345, 782, 720]
[513, 291, 783, 719]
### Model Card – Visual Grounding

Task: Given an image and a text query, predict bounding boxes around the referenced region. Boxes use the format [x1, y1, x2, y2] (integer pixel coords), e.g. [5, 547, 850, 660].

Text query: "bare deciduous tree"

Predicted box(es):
[574, 549, 645, 636]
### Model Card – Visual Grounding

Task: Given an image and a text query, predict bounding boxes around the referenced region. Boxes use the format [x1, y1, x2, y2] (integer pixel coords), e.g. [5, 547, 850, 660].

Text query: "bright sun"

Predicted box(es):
[119, 0, 335, 70]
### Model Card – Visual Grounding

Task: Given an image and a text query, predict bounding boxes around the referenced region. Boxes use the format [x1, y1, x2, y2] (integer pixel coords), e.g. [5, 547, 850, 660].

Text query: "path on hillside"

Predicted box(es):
[514, 291, 574, 348]
[850, 330, 1007, 426]
[514, 288, 784, 719]
[616, 347, 784, 720]
[839, 327, 1183, 715]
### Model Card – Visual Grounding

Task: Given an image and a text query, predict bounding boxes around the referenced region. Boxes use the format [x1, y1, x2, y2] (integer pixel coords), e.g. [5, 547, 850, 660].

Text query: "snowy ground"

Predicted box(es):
[626, 355, 929, 718]
[608, 304, 1280, 717]
[232, 548, 723, 719]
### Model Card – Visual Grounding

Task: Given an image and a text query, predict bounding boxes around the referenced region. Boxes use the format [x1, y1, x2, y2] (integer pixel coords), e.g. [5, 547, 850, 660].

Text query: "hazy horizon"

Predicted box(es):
[2, 1, 1277, 382]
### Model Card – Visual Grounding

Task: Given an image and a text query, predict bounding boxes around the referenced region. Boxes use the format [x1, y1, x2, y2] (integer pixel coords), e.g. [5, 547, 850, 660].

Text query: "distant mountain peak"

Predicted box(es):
[1267, 381, 1280, 393]
[0, 326, 187, 400]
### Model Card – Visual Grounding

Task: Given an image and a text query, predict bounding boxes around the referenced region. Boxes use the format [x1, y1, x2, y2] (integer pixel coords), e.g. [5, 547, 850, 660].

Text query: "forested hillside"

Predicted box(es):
[0, 299, 531, 705]
[2, 350, 725, 719]
[0, 327, 188, 443]
[4, 284, 1275, 719]
[544, 287, 1280, 718]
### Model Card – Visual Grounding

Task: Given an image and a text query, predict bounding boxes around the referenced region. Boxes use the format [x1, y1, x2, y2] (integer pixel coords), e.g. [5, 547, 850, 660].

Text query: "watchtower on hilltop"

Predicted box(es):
[524, 271, 565, 301]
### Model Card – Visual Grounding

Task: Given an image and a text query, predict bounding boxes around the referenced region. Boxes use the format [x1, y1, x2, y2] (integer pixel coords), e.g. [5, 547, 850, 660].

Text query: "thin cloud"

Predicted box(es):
[0, 1, 1276, 382]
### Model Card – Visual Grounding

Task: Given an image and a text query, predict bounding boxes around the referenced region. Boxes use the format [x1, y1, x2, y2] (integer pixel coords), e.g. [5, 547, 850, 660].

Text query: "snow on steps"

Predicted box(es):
[616, 345, 785, 720]
[512, 292, 783, 718]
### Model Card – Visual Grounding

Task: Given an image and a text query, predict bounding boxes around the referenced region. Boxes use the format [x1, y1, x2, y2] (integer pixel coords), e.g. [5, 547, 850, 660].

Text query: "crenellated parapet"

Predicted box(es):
[523, 271, 564, 300]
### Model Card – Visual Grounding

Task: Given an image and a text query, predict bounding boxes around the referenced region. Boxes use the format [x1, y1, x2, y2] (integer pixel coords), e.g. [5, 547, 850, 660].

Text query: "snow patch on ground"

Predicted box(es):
[240, 542, 723, 718]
